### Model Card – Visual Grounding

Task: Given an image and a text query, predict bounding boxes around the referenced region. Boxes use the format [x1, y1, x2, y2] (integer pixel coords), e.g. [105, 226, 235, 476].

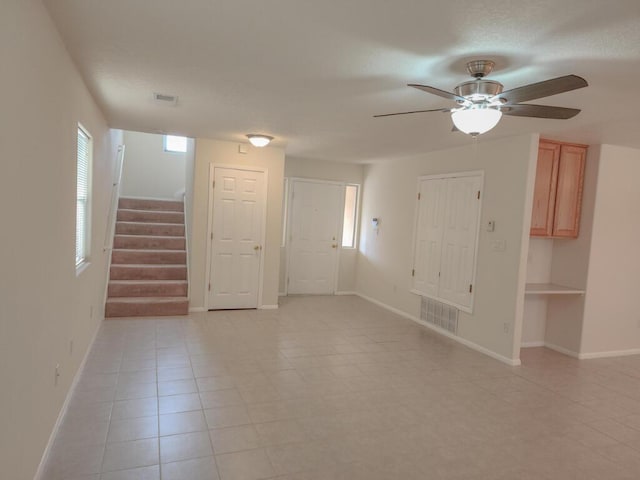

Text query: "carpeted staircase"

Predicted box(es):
[105, 198, 189, 317]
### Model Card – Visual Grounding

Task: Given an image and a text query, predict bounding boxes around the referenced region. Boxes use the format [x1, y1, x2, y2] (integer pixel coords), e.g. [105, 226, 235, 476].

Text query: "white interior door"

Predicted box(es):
[288, 180, 342, 294]
[438, 175, 482, 309]
[208, 167, 266, 309]
[413, 178, 447, 298]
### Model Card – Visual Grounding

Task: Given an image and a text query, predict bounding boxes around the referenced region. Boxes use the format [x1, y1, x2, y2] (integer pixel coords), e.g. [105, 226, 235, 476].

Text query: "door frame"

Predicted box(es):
[284, 177, 346, 296]
[204, 163, 269, 310]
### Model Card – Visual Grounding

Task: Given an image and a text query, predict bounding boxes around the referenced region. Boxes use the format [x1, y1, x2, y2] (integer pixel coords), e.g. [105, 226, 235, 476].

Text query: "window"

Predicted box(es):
[76, 125, 92, 268]
[412, 172, 483, 313]
[281, 178, 289, 247]
[163, 135, 187, 153]
[341, 184, 359, 248]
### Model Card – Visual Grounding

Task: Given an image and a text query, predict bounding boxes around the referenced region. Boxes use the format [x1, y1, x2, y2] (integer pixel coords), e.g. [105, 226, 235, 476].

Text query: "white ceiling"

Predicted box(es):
[44, 0, 640, 163]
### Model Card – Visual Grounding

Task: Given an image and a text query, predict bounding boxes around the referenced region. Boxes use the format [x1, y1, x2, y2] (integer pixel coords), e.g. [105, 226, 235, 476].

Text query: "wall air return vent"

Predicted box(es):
[420, 296, 458, 334]
[153, 93, 178, 106]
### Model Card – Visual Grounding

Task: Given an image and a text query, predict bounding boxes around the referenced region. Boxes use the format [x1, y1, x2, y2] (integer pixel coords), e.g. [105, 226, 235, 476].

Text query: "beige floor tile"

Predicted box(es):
[160, 431, 213, 464]
[204, 405, 251, 429]
[158, 392, 202, 414]
[102, 438, 159, 472]
[254, 420, 308, 446]
[215, 448, 275, 480]
[159, 410, 208, 436]
[158, 379, 198, 396]
[100, 464, 160, 480]
[111, 397, 158, 420]
[210, 425, 261, 454]
[107, 416, 159, 443]
[200, 388, 246, 409]
[38, 296, 640, 480]
[161, 456, 219, 480]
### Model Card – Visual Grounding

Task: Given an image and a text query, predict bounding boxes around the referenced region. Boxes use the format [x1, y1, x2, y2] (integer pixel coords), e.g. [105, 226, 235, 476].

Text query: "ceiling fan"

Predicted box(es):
[375, 60, 588, 136]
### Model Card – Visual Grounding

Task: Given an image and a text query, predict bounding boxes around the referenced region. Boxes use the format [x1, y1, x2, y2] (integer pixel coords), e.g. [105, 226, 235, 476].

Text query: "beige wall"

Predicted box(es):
[281, 157, 365, 294]
[580, 145, 640, 355]
[189, 139, 285, 309]
[356, 134, 538, 363]
[121, 130, 186, 199]
[0, 1, 120, 479]
[521, 238, 554, 345]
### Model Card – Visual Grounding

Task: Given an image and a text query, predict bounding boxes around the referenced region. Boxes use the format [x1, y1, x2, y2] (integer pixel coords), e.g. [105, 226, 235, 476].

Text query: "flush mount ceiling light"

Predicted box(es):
[451, 106, 502, 136]
[246, 134, 273, 147]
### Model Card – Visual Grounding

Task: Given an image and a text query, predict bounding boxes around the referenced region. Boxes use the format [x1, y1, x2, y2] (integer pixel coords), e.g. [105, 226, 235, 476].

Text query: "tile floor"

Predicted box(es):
[40, 295, 640, 480]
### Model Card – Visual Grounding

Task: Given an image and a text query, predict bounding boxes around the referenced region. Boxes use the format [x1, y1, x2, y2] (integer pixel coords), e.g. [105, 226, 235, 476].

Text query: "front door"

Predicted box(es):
[287, 180, 342, 294]
[208, 167, 266, 309]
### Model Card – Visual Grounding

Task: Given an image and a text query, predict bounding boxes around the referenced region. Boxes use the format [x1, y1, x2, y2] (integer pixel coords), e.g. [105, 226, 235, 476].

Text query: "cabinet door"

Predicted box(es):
[530, 142, 560, 236]
[553, 145, 586, 237]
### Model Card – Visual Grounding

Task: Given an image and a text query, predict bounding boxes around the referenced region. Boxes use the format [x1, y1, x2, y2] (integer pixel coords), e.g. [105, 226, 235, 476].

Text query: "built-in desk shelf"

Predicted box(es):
[525, 283, 585, 295]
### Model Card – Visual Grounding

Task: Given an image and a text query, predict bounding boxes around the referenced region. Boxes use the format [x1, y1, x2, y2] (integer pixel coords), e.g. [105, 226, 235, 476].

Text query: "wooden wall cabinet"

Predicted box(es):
[530, 140, 587, 238]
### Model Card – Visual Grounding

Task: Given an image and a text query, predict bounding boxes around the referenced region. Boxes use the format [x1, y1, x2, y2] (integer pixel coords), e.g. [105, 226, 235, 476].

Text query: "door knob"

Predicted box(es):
[331, 244, 337, 248]
[254, 245, 261, 251]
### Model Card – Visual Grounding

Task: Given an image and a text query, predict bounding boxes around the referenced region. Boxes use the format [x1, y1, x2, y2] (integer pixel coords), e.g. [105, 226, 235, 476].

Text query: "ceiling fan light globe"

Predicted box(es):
[451, 108, 502, 136]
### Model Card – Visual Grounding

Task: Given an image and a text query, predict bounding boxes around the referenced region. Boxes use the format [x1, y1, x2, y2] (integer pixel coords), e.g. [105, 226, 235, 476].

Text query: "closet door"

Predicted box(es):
[412, 178, 446, 298]
[438, 176, 482, 309]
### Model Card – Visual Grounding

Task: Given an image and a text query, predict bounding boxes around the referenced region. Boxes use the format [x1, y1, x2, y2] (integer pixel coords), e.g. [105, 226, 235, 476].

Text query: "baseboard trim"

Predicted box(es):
[354, 292, 521, 367]
[34, 321, 102, 480]
[188, 307, 206, 313]
[259, 305, 279, 310]
[544, 342, 580, 358]
[335, 291, 356, 296]
[578, 348, 640, 360]
[521, 341, 546, 348]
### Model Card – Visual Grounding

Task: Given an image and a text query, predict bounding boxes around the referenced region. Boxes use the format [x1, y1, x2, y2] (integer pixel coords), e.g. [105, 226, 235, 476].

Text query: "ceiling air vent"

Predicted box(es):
[153, 92, 178, 106]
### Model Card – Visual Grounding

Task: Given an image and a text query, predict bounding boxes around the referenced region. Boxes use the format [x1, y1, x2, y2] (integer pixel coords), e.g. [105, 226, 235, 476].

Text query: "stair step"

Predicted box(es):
[111, 249, 186, 265]
[119, 198, 183, 212]
[116, 222, 185, 237]
[114, 235, 185, 250]
[108, 280, 188, 297]
[110, 264, 187, 280]
[117, 209, 185, 224]
[105, 296, 188, 318]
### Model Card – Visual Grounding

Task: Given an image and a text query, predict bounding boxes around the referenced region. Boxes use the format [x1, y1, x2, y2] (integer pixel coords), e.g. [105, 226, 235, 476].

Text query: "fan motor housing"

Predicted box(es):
[455, 80, 503, 101]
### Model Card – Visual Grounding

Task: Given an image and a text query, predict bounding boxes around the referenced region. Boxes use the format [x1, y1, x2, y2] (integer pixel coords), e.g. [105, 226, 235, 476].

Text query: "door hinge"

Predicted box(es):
[287, 277, 290, 285]
[417, 193, 421, 200]
[208, 283, 211, 291]
[438, 271, 441, 277]
[210, 232, 213, 240]
[477, 190, 480, 200]
[469, 284, 473, 293]
[212, 180, 216, 189]
[411, 269, 415, 277]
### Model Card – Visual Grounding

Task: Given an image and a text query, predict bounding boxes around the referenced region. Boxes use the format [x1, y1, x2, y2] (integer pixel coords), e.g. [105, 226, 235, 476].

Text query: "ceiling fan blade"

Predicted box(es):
[496, 75, 587, 104]
[408, 84, 467, 103]
[501, 104, 581, 119]
[373, 108, 451, 118]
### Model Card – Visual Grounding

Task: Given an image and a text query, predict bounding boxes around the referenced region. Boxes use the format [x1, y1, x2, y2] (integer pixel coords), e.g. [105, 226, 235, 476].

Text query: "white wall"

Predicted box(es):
[580, 145, 640, 355]
[281, 157, 365, 294]
[0, 2, 120, 479]
[120, 130, 186, 199]
[189, 139, 285, 310]
[521, 238, 554, 346]
[356, 134, 538, 363]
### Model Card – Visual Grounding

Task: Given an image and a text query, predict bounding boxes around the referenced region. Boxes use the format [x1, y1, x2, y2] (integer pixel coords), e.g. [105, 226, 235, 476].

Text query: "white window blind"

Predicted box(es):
[76, 126, 91, 267]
